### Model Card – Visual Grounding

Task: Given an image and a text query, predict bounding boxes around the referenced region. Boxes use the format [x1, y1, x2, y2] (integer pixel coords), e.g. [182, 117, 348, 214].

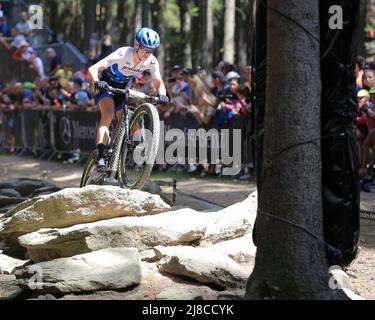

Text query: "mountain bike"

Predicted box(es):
[80, 85, 162, 190]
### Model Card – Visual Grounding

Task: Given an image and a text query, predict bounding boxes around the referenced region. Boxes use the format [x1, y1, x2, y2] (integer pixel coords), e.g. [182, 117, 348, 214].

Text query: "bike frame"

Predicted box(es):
[88, 86, 161, 187]
[103, 96, 132, 186]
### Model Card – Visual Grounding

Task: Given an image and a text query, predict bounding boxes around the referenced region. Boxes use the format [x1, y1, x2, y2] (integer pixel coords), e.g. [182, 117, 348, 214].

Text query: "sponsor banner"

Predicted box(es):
[23, 110, 51, 150]
[52, 110, 100, 154]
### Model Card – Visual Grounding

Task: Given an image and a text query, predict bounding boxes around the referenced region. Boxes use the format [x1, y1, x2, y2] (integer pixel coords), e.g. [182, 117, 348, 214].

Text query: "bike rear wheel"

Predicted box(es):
[118, 103, 160, 190]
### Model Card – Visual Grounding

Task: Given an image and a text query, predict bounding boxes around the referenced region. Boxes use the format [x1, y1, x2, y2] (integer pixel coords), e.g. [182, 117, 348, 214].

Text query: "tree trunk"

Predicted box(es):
[191, 0, 201, 67]
[134, 0, 142, 34]
[104, 0, 113, 34]
[201, 0, 214, 69]
[236, 0, 247, 67]
[246, 0, 344, 299]
[49, 0, 59, 34]
[118, 0, 129, 44]
[84, 0, 96, 53]
[358, 0, 367, 56]
[178, 0, 193, 67]
[236, 0, 255, 66]
[223, 0, 236, 63]
[141, 0, 151, 27]
[152, 0, 166, 74]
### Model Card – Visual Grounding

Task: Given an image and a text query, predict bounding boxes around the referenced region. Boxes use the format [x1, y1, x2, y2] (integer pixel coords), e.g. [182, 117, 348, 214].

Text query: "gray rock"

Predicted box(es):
[0, 275, 24, 300]
[200, 191, 257, 245]
[17, 192, 258, 263]
[1, 186, 171, 251]
[0, 196, 28, 208]
[0, 189, 21, 198]
[60, 290, 145, 300]
[18, 209, 205, 262]
[29, 187, 62, 198]
[143, 181, 171, 205]
[0, 205, 18, 214]
[155, 246, 251, 289]
[16, 248, 142, 294]
[140, 249, 158, 262]
[29, 294, 57, 300]
[0, 179, 57, 197]
[155, 283, 215, 300]
[156, 283, 215, 300]
[209, 234, 256, 265]
[0, 254, 29, 274]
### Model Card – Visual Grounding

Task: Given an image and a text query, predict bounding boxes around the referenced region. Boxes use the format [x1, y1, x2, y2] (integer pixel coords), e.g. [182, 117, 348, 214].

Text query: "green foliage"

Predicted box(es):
[165, 0, 181, 31]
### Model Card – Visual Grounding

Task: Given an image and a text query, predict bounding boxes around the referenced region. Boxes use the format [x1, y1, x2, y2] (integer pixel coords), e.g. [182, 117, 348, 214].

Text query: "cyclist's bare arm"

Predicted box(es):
[154, 79, 167, 96]
[88, 60, 108, 83]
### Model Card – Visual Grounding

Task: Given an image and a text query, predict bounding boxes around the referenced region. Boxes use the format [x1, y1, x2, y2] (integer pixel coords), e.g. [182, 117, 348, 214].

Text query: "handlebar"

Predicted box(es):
[94, 83, 164, 105]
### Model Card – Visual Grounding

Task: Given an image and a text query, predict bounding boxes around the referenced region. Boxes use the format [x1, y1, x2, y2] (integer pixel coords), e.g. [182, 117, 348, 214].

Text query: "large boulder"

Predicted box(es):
[155, 246, 251, 289]
[0, 186, 171, 253]
[199, 191, 257, 245]
[16, 192, 257, 262]
[18, 209, 206, 262]
[15, 248, 142, 294]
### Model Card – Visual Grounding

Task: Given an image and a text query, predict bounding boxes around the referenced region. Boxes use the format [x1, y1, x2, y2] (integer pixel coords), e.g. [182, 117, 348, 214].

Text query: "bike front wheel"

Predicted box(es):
[118, 103, 160, 190]
[80, 151, 106, 187]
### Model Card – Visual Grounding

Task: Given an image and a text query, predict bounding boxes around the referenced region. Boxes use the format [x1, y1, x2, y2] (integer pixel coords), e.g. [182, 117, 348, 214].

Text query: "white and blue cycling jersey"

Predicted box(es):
[99, 46, 162, 84]
[96, 47, 162, 111]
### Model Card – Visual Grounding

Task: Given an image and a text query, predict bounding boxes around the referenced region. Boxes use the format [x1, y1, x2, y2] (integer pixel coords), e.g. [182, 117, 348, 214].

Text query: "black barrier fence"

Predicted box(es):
[0, 109, 100, 159]
[0, 108, 254, 168]
[51, 110, 100, 154]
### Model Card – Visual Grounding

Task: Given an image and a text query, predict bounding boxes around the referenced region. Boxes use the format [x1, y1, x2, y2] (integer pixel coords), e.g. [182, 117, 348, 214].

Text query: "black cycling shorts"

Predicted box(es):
[95, 71, 130, 112]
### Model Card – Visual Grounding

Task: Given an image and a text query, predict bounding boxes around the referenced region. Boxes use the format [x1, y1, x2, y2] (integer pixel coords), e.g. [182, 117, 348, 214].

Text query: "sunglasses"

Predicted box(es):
[139, 46, 155, 54]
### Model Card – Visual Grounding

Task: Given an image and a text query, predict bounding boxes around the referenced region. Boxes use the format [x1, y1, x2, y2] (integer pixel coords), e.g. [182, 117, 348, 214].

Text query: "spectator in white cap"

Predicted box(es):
[11, 39, 30, 60]
[11, 40, 46, 79]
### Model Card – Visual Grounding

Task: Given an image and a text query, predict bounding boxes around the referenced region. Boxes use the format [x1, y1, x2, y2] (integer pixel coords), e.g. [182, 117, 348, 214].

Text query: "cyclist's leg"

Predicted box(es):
[113, 94, 124, 122]
[96, 97, 115, 169]
[97, 97, 115, 145]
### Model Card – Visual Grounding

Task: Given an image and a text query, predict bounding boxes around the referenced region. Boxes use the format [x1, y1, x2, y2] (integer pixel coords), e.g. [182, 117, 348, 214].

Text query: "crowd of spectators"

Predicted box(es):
[158, 63, 252, 179]
[355, 56, 375, 190]
[0, 6, 253, 179]
[0, 64, 253, 179]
